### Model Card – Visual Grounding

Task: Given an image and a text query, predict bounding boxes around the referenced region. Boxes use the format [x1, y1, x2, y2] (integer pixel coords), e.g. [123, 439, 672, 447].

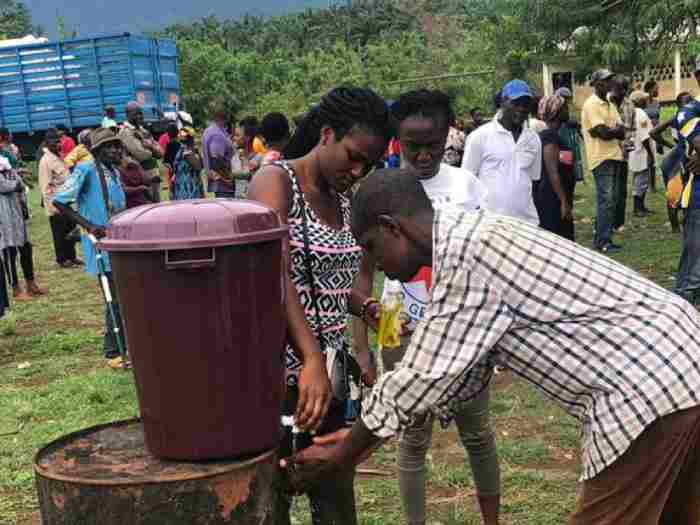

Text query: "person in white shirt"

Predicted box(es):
[462, 79, 542, 224]
[355, 89, 500, 525]
[628, 90, 656, 217]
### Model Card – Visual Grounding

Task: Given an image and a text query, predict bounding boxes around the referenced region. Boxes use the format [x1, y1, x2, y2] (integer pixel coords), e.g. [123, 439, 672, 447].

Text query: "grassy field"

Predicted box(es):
[0, 169, 688, 525]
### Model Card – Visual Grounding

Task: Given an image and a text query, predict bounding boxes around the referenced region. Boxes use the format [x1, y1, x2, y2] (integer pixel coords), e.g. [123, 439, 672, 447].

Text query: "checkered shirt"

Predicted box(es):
[362, 209, 700, 480]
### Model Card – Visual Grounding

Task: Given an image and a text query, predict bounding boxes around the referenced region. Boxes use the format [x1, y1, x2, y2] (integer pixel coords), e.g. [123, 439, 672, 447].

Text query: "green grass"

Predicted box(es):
[0, 166, 691, 524]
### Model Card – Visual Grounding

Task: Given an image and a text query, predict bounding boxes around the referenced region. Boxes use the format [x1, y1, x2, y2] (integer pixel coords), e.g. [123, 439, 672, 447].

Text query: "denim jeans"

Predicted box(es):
[614, 162, 629, 229]
[675, 208, 700, 305]
[593, 160, 624, 248]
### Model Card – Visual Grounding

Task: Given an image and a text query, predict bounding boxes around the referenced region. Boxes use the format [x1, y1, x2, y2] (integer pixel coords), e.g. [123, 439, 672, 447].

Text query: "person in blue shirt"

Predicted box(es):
[650, 91, 693, 233]
[53, 128, 128, 369]
[672, 55, 700, 304]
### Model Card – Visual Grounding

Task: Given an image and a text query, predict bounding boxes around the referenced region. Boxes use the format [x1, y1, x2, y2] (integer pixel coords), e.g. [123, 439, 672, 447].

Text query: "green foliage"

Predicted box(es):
[0, 0, 37, 39]
[165, 2, 511, 123]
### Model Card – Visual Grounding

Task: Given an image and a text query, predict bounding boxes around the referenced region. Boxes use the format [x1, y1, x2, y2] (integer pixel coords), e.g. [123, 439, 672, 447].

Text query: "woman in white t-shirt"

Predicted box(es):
[628, 91, 655, 217]
[356, 90, 500, 525]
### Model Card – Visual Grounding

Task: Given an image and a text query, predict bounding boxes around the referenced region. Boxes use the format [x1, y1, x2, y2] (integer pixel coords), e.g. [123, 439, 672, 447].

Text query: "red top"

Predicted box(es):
[60, 136, 76, 159]
[119, 163, 151, 209]
[159, 133, 171, 156]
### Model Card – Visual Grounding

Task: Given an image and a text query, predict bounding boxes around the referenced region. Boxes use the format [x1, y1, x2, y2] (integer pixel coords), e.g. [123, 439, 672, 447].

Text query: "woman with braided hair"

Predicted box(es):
[248, 87, 392, 525]
[535, 94, 576, 240]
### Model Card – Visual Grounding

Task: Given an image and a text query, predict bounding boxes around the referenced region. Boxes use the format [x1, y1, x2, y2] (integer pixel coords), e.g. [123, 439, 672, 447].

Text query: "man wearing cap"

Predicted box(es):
[462, 79, 542, 224]
[118, 102, 162, 202]
[102, 106, 118, 129]
[53, 128, 129, 370]
[581, 69, 626, 253]
[673, 55, 700, 304]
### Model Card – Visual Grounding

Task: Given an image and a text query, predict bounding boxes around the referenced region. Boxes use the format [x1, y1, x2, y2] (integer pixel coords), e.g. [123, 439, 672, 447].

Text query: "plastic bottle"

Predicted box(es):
[378, 291, 403, 349]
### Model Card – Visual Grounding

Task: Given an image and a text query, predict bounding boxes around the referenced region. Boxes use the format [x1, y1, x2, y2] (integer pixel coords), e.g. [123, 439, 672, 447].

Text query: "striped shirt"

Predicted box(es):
[363, 209, 700, 480]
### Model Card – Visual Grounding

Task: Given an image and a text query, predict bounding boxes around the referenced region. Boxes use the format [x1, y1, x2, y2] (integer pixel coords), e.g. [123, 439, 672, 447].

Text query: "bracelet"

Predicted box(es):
[359, 297, 379, 323]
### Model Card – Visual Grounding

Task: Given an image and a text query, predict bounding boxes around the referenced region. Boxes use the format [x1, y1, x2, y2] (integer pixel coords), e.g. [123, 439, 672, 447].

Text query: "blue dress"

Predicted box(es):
[171, 147, 204, 200]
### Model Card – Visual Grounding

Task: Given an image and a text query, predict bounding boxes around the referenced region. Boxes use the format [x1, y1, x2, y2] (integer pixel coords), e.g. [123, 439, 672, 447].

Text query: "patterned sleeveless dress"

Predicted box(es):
[171, 147, 205, 200]
[275, 161, 362, 386]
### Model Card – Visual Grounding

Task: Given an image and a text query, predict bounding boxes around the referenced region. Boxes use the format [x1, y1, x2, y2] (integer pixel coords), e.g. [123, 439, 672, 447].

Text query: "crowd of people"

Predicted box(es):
[2, 63, 700, 524]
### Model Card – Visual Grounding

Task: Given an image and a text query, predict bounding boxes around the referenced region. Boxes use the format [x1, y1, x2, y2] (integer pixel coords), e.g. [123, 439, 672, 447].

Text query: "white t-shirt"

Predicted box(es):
[461, 119, 542, 224]
[381, 164, 487, 326]
[628, 108, 652, 173]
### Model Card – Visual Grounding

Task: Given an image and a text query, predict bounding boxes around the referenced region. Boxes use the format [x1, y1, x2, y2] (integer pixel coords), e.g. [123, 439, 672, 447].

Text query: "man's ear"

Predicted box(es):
[377, 214, 401, 237]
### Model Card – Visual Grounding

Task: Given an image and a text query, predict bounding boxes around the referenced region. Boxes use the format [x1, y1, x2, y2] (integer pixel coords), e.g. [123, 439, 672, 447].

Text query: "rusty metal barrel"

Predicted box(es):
[34, 419, 279, 525]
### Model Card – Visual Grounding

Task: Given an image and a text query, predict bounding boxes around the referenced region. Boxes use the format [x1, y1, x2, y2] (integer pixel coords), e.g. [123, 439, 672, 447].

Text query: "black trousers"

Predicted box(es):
[4, 243, 34, 287]
[49, 214, 77, 264]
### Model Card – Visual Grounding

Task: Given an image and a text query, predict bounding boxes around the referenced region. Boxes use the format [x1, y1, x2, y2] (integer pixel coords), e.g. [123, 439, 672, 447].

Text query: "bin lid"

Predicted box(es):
[98, 199, 288, 252]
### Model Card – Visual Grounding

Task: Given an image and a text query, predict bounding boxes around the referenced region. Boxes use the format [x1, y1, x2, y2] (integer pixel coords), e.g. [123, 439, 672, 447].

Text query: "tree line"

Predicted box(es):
[4, 0, 700, 125]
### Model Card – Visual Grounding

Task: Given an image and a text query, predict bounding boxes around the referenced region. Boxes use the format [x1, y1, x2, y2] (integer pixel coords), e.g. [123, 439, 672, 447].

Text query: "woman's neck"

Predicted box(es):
[293, 149, 330, 195]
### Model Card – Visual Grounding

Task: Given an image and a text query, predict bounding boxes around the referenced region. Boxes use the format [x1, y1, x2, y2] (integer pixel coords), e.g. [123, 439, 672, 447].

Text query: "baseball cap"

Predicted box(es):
[501, 79, 533, 102]
[629, 90, 649, 104]
[590, 69, 614, 84]
[555, 87, 573, 99]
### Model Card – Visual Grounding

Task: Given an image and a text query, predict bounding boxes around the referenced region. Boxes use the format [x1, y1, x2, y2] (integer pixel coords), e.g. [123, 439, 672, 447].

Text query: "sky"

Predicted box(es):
[26, 0, 331, 39]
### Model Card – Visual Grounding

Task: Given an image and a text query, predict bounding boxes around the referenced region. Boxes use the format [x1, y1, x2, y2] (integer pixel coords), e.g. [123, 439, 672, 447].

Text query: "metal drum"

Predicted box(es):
[34, 419, 278, 525]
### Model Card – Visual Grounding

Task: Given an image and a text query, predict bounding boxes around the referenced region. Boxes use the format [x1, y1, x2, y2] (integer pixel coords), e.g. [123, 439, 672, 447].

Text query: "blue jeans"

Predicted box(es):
[593, 160, 624, 248]
[675, 208, 700, 304]
[614, 162, 628, 229]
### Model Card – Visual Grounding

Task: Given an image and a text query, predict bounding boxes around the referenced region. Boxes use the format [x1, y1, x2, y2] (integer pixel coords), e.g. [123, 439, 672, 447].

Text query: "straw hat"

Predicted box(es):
[89, 128, 122, 152]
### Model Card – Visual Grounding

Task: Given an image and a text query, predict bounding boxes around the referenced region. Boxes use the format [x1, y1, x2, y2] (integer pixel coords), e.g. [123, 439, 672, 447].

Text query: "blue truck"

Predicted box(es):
[0, 32, 180, 156]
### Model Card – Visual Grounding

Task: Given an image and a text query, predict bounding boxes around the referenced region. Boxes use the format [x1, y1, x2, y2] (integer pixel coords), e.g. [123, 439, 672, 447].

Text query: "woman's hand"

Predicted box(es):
[296, 353, 332, 433]
[560, 200, 573, 221]
[355, 349, 377, 387]
[363, 300, 381, 332]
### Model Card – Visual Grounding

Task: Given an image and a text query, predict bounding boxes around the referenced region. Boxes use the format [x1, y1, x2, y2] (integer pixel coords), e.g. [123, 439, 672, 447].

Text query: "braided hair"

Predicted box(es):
[390, 89, 456, 130]
[283, 87, 392, 160]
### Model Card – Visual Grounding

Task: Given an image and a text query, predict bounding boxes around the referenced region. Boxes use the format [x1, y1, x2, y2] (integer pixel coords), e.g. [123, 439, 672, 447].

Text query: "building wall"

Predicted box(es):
[543, 55, 697, 110]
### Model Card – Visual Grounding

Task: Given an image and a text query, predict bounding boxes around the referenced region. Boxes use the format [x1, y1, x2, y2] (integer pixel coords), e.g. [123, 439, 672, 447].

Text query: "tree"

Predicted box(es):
[463, 0, 700, 76]
[0, 0, 36, 39]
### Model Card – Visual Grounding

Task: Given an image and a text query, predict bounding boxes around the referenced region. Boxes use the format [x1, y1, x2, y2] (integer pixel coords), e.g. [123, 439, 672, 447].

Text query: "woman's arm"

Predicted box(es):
[247, 166, 331, 432]
[351, 253, 378, 386]
[543, 142, 571, 220]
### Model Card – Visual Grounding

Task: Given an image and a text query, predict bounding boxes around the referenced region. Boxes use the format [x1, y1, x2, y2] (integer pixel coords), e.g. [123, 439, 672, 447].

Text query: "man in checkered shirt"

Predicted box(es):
[285, 169, 700, 525]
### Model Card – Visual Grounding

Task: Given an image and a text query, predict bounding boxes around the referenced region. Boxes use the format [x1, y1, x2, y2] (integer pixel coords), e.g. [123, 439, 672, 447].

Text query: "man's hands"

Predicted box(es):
[89, 225, 107, 239]
[280, 421, 384, 492]
[295, 353, 331, 433]
[281, 429, 349, 493]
